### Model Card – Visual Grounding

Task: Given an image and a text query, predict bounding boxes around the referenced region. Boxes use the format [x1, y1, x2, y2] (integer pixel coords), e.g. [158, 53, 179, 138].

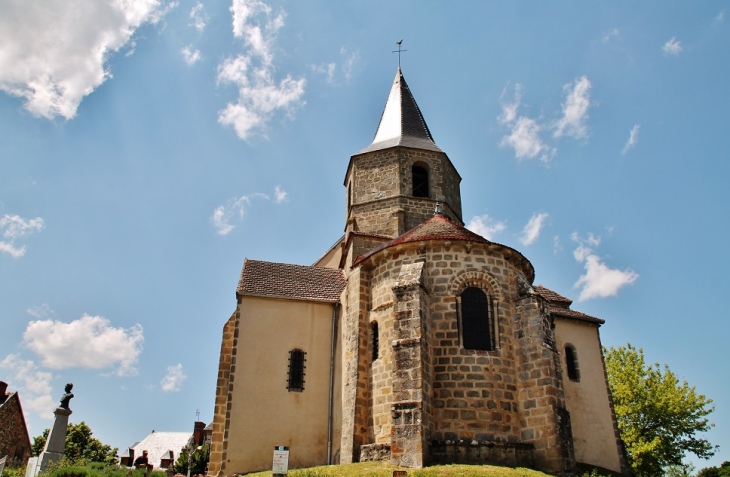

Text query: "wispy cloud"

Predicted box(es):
[571, 232, 638, 301]
[22, 315, 144, 376]
[603, 28, 619, 43]
[0, 0, 174, 120]
[621, 124, 640, 154]
[498, 85, 554, 163]
[466, 213, 506, 240]
[161, 364, 186, 392]
[519, 212, 549, 246]
[182, 46, 202, 65]
[717, 10, 725, 22]
[217, 0, 306, 140]
[663, 37, 683, 56]
[554, 76, 592, 140]
[311, 47, 360, 85]
[274, 185, 287, 203]
[189, 2, 208, 31]
[26, 304, 55, 319]
[311, 63, 336, 84]
[0, 214, 44, 258]
[211, 186, 287, 235]
[0, 355, 55, 419]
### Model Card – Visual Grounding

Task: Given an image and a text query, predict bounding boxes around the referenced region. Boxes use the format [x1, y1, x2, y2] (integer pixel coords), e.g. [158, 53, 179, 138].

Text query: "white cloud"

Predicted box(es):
[189, 2, 208, 31]
[498, 85, 554, 163]
[274, 186, 287, 203]
[0, 214, 44, 258]
[603, 28, 619, 43]
[160, 364, 186, 392]
[211, 196, 250, 235]
[0, 0, 174, 120]
[340, 47, 359, 82]
[211, 187, 283, 234]
[554, 76, 592, 139]
[553, 235, 563, 254]
[571, 233, 638, 301]
[663, 37, 683, 56]
[501, 117, 553, 161]
[717, 10, 725, 21]
[218, 0, 305, 140]
[0, 355, 55, 419]
[311, 48, 360, 85]
[182, 46, 202, 65]
[22, 315, 144, 376]
[621, 124, 640, 154]
[26, 304, 55, 319]
[498, 84, 522, 125]
[520, 212, 549, 246]
[466, 214, 506, 240]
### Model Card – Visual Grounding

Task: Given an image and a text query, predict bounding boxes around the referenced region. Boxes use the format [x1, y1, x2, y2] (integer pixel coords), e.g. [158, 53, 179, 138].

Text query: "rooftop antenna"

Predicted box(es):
[392, 39, 407, 67]
[195, 409, 200, 420]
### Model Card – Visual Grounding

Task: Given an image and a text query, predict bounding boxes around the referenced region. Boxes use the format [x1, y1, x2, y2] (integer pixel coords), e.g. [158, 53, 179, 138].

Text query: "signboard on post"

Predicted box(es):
[272, 446, 289, 476]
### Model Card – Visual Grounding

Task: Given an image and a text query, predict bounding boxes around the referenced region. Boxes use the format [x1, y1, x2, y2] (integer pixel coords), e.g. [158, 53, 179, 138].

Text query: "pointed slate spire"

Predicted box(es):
[358, 67, 442, 154]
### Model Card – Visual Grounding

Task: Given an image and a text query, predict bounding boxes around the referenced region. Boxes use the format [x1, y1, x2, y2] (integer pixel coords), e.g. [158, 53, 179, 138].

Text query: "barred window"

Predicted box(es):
[412, 164, 429, 198]
[565, 345, 580, 381]
[287, 349, 306, 392]
[371, 322, 379, 362]
[459, 287, 493, 351]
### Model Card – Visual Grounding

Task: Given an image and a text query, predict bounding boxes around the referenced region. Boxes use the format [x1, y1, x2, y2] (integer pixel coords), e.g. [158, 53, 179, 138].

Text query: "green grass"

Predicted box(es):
[244, 461, 552, 477]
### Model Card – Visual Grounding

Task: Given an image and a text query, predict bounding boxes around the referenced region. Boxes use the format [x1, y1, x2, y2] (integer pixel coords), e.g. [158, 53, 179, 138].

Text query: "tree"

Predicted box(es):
[173, 444, 210, 476]
[696, 461, 730, 477]
[604, 344, 717, 476]
[31, 421, 118, 465]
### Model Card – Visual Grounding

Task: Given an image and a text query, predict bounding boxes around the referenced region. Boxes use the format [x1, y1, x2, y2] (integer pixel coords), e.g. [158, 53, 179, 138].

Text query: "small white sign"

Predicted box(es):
[272, 446, 289, 475]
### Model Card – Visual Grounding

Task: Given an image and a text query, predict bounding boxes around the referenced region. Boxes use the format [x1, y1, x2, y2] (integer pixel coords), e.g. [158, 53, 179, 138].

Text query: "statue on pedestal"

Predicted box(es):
[59, 383, 74, 410]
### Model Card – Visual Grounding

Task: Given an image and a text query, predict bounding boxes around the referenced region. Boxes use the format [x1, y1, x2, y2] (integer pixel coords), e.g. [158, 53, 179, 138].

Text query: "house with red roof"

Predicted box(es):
[207, 68, 630, 476]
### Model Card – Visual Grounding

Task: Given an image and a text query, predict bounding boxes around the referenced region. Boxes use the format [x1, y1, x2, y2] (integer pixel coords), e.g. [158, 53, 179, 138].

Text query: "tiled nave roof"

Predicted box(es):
[238, 259, 346, 303]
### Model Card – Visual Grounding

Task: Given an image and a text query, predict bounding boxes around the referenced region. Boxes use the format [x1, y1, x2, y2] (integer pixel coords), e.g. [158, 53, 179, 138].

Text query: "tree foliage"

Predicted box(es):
[31, 422, 118, 465]
[173, 444, 210, 476]
[696, 461, 730, 477]
[604, 344, 716, 476]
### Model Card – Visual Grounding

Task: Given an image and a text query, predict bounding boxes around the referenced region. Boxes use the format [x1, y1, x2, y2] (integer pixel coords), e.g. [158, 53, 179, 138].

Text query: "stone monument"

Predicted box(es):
[36, 383, 74, 473]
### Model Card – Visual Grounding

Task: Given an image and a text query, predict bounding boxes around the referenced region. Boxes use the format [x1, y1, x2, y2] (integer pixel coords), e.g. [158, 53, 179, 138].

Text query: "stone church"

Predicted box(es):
[207, 68, 630, 476]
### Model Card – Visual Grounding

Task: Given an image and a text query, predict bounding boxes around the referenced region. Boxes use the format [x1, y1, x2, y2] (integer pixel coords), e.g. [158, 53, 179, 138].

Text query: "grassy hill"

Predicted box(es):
[245, 461, 553, 476]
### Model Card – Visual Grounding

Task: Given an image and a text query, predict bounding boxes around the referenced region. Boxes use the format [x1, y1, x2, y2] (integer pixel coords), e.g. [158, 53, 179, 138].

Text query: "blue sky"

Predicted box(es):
[1, 0, 728, 470]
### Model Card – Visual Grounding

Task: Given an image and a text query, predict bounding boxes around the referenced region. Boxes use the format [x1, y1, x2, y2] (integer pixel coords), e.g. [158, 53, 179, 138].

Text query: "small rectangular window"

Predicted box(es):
[287, 349, 306, 391]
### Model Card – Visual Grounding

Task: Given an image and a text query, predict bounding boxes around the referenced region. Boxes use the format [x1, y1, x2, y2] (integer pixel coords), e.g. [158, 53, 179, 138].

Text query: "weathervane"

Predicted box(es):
[392, 39, 407, 67]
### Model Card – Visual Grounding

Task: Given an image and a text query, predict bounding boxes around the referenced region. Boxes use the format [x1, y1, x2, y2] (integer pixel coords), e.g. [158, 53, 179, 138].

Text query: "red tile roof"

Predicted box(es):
[353, 215, 534, 280]
[550, 307, 605, 325]
[534, 285, 573, 306]
[238, 259, 346, 303]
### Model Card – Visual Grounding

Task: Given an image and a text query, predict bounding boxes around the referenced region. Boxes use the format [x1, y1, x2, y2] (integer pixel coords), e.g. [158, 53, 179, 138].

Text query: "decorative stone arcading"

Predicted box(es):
[448, 269, 504, 302]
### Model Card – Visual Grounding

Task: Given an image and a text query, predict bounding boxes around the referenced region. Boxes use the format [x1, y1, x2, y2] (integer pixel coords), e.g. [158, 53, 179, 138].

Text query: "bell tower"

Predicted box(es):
[344, 68, 463, 238]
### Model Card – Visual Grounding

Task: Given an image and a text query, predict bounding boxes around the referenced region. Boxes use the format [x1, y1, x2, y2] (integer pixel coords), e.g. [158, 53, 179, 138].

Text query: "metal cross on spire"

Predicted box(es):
[392, 39, 407, 67]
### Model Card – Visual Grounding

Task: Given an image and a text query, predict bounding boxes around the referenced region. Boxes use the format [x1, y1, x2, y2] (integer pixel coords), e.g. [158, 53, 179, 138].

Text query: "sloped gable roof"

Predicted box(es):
[238, 259, 346, 303]
[129, 431, 191, 469]
[534, 285, 604, 324]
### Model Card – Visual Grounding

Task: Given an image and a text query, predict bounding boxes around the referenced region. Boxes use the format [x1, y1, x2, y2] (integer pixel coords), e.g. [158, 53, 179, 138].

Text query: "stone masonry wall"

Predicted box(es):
[514, 296, 575, 473]
[345, 148, 462, 238]
[0, 393, 31, 465]
[340, 266, 371, 463]
[207, 311, 237, 477]
[390, 262, 430, 467]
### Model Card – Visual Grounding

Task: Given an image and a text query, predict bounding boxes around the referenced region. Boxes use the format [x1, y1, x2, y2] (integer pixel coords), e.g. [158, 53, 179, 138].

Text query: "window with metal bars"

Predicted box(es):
[287, 349, 306, 392]
[412, 164, 429, 198]
[459, 287, 493, 351]
[371, 322, 379, 362]
[565, 345, 580, 381]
